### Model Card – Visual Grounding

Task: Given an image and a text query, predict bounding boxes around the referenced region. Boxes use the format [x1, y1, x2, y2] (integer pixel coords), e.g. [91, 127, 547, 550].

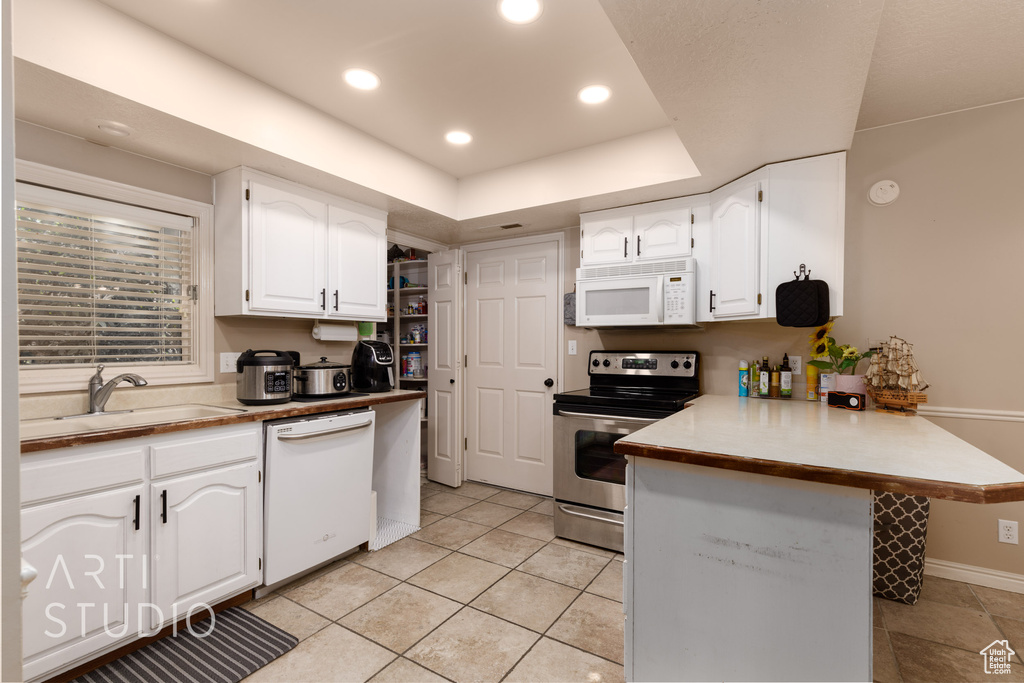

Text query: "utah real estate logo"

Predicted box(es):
[980, 640, 1015, 675]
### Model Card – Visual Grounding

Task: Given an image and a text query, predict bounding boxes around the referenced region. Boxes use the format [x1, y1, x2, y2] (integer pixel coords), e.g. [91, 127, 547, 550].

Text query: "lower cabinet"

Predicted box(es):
[20, 423, 262, 682]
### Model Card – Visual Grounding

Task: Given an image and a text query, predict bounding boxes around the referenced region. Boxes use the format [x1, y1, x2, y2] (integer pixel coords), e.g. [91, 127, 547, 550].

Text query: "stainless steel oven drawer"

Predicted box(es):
[553, 502, 624, 553]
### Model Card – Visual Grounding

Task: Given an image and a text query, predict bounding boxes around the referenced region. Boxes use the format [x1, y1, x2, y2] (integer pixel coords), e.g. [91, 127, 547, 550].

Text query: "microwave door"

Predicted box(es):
[578, 276, 661, 326]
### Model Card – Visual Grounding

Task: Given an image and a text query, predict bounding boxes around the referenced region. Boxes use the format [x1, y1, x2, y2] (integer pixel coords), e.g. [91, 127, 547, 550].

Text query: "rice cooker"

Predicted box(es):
[235, 349, 296, 405]
[292, 356, 352, 401]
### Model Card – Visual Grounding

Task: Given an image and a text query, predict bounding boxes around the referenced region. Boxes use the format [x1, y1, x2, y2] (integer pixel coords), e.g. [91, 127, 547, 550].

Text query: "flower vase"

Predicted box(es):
[834, 373, 866, 395]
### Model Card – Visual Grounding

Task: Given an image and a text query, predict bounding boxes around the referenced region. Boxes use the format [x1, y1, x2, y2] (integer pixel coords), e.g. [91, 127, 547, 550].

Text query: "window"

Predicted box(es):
[15, 163, 213, 392]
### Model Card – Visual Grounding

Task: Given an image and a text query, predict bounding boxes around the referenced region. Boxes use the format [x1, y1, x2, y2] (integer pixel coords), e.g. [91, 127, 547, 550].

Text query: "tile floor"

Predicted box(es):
[240, 480, 1024, 682]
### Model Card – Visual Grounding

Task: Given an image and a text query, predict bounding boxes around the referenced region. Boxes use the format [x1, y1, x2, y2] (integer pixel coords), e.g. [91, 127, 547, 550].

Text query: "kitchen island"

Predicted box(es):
[615, 395, 1024, 682]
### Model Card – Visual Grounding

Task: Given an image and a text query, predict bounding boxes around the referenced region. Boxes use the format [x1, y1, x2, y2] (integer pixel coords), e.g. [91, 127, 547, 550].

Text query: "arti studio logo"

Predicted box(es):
[980, 640, 1015, 675]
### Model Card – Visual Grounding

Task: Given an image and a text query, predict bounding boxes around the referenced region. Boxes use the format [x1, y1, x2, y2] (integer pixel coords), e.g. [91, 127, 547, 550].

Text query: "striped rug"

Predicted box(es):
[74, 607, 298, 683]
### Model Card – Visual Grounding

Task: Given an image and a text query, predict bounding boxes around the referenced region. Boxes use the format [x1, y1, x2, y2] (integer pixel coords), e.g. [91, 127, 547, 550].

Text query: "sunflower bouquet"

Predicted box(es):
[807, 322, 873, 375]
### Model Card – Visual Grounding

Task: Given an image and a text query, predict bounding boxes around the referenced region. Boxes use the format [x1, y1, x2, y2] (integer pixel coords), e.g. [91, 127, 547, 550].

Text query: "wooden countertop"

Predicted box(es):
[20, 390, 424, 454]
[614, 394, 1024, 503]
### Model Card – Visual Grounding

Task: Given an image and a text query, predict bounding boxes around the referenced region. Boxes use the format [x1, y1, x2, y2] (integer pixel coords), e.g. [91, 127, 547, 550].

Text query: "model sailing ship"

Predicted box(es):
[865, 336, 929, 415]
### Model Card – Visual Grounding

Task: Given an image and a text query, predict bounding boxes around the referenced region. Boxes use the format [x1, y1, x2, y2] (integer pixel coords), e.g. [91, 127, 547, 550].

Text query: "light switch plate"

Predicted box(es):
[220, 352, 241, 374]
[568, 340, 577, 356]
[789, 355, 802, 375]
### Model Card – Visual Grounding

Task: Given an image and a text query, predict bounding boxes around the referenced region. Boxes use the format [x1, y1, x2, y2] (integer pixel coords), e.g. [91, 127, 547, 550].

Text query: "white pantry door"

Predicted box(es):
[426, 249, 463, 487]
[465, 238, 559, 496]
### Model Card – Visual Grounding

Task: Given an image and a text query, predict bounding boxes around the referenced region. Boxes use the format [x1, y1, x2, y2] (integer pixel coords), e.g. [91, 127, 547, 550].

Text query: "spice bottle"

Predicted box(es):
[769, 366, 781, 397]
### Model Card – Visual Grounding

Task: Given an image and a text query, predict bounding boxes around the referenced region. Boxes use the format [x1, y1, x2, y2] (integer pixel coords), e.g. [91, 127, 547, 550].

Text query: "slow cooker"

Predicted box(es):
[235, 349, 296, 405]
[292, 357, 352, 401]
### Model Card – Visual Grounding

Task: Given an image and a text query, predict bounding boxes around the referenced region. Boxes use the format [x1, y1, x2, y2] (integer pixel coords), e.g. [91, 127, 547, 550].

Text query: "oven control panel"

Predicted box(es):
[588, 351, 697, 378]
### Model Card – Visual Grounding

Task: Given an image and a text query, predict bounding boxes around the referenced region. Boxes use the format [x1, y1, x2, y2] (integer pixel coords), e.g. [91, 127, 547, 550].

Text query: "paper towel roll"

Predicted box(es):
[311, 322, 358, 341]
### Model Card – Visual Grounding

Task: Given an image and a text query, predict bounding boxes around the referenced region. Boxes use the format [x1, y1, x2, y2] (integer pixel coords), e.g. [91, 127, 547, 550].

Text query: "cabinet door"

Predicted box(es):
[327, 205, 387, 320]
[710, 177, 763, 318]
[150, 462, 260, 629]
[248, 181, 327, 315]
[21, 486, 146, 682]
[634, 207, 691, 261]
[581, 216, 633, 266]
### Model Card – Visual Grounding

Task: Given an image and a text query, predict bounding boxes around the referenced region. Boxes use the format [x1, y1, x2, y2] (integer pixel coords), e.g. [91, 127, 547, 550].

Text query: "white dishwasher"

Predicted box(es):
[263, 408, 374, 587]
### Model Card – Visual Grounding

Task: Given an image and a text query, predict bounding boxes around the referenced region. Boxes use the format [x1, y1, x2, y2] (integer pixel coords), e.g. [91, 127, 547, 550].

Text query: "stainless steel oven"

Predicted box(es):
[552, 351, 699, 552]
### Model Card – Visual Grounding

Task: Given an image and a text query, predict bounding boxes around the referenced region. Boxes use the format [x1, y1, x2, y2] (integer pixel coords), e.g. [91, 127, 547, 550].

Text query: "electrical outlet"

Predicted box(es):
[220, 352, 241, 374]
[568, 340, 577, 356]
[789, 355, 802, 375]
[999, 519, 1018, 544]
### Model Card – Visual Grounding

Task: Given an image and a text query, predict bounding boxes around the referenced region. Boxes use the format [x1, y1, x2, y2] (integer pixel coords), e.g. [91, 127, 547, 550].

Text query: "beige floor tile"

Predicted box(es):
[408, 552, 510, 603]
[994, 616, 1024, 663]
[549, 536, 618, 558]
[872, 628, 901, 683]
[419, 510, 444, 527]
[458, 528, 547, 568]
[506, 637, 624, 683]
[368, 657, 449, 683]
[452, 500, 524, 527]
[420, 491, 478, 515]
[873, 597, 885, 629]
[240, 590, 278, 611]
[244, 624, 395, 683]
[452, 481, 501, 500]
[529, 498, 554, 516]
[471, 570, 580, 632]
[420, 487, 441, 499]
[284, 563, 399, 620]
[421, 480, 449, 492]
[889, 631, 1024, 682]
[248, 596, 331, 641]
[548, 593, 625, 664]
[411, 516, 490, 550]
[498, 511, 556, 541]
[919, 575, 983, 610]
[973, 585, 1024, 621]
[341, 583, 461, 653]
[488, 489, 545, 509]
[586, 559, 623, 602]
[519, 543, 610, 589]
[880, 597, 1005, 654]
[406, 607, 539, 682]
[352, 537, 450, 580]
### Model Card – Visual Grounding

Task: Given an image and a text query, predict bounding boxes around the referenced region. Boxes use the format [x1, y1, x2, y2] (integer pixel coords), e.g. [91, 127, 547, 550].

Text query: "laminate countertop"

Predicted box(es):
[614, 394, 1024, 503]
[20, 390, 424, 454]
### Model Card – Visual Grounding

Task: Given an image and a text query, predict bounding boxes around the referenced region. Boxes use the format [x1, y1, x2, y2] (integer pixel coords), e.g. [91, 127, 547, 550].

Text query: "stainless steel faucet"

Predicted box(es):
[88, 364, 148, 414]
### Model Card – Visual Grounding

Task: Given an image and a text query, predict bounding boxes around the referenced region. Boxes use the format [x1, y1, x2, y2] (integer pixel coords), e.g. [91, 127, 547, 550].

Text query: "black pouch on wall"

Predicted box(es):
[775, 264, 829, 327]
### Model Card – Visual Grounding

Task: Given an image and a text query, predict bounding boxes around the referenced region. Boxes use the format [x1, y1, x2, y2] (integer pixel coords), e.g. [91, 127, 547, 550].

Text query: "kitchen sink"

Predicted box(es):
[20, 404, 248, 440]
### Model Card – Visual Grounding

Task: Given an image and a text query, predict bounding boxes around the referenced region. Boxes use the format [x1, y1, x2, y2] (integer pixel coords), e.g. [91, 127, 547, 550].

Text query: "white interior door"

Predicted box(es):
[465, 238, 560, 496]
[426, 249, 463, 488]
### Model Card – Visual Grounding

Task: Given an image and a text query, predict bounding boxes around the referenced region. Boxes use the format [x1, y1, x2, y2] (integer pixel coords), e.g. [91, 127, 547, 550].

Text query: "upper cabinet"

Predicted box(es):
[214, 167, 387, 321]
[698, 152, 846, 322]
[580, 197, 696, 267]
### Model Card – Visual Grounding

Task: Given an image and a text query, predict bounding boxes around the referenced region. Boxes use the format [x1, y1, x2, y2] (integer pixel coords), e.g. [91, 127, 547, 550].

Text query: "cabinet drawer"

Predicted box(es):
[150, 424, 261, 479]
[22, 445, 145, 506]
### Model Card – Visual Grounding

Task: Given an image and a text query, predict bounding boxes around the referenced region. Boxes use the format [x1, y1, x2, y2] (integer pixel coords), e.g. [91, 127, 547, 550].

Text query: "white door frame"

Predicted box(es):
[461, 232, 565, 490]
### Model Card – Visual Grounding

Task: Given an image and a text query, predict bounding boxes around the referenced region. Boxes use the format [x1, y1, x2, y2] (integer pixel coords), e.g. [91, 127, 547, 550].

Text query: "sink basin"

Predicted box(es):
[20, 404, 248, 440]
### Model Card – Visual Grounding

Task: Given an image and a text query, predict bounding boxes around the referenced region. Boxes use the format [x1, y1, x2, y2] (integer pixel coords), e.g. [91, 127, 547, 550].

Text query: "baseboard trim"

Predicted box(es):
[918, 406, 1024, 423]
[924, 557, 1024, 594]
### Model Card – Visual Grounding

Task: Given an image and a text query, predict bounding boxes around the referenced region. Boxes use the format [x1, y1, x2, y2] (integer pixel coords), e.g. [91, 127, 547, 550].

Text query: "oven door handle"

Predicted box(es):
[557, 504, 625, 527]
[556, 410, 660, 424]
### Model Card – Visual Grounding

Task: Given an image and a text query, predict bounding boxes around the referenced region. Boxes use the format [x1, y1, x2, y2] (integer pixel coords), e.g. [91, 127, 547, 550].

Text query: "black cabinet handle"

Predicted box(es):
[637, 235, 641, 256]
[710, 291, 716, 313]
[161, 489, 167, 524]
[333, 290, 339, 311]
[320, 289, 326, 310]
[544, 378, 554, 387]
[623, 237, 628, 258]
[133, 494, 140, 531]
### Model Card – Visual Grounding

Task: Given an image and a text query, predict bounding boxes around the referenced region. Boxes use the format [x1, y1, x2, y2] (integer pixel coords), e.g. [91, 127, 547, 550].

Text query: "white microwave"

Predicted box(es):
[575, 260, 696, 327]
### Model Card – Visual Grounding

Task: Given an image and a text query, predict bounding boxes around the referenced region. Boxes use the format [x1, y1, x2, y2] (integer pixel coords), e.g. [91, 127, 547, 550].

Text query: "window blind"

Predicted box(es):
[16, 185, 196, 367]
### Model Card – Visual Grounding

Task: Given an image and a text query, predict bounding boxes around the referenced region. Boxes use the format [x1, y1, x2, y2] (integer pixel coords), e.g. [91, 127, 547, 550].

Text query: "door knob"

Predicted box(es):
[450, 379, 455, 384]
[544, 378, 554, 387]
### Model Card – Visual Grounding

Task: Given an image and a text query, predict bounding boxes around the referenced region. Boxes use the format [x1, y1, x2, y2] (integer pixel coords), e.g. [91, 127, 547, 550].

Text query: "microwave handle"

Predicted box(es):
[656, 275, 665, 323]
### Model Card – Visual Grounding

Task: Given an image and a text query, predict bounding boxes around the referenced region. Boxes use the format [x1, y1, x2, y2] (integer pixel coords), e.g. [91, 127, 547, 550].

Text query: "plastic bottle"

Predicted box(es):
[749, 361, 759, 397]
[780, 354, 792, 398]
[759, 356, 770, 397]
[806, 365, 818, 401]
[739, 360, 749, 397]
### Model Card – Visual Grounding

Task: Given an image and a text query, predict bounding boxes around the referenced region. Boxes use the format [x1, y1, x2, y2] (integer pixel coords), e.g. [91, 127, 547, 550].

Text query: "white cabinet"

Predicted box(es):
[215, 167, 387, 321]
[580, 197, 696, 267]
[20, 423, 262, 682]
[700, 152, 846, 322]
[150, 461, 261, 628]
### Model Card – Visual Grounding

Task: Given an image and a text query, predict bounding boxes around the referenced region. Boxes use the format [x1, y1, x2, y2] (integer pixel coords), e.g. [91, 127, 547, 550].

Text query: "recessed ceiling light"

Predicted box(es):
[96, 120, 133, 137]
[343, 68, 380, 90]
[445, 131, 472, 145]
[578, 85, 611, 105]
[499, 0, 542, 24]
